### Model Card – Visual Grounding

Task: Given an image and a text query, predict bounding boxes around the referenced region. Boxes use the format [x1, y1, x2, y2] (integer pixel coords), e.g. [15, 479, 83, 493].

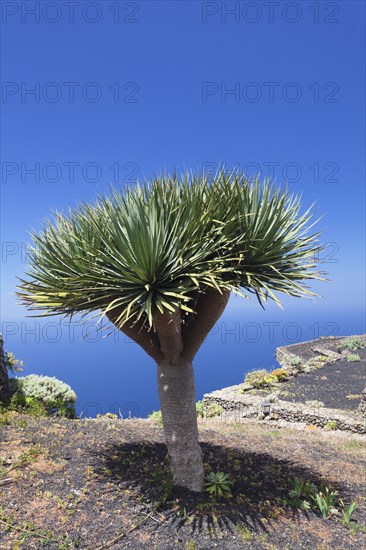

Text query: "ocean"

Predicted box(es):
[3, 301, 365, 418]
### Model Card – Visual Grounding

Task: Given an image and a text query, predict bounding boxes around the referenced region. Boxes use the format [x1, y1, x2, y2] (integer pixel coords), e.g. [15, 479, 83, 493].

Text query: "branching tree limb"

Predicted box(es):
[182, 288, 230, 361]
[106, 311, 162, 363]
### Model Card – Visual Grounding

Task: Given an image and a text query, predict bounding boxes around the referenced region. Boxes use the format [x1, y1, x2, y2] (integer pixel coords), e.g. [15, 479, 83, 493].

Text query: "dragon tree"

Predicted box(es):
[17, 172, 322, 491]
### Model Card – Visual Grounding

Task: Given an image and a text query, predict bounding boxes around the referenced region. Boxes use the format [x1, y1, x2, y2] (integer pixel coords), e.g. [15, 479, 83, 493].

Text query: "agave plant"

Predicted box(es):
[204, 471, 232, 497]
[17, 171, 323, 491]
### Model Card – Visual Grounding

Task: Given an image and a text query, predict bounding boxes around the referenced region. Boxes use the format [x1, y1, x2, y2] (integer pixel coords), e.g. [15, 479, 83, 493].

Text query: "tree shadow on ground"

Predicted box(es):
[91, 441, 346, 538]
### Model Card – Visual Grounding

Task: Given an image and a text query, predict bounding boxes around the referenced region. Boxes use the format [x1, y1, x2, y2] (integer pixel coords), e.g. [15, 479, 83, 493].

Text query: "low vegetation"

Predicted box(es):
[204, 471, 232, 497]
[288, 477, 358, 523]
[9, 374, 77, 418]
[243, 349, 340, 390]
[245, 369, 277, 388]
[346, 353, 361, 362]
[148, 400, 222, 423]
[147, 409, 163, 423]
[326, 420, 338, 430]
[337, 336, 365, 351]
[287, 354, 305, 369]
[244, 362, 302, 388]
[1, 343, 77, 419]
[271, 367, 289, 382]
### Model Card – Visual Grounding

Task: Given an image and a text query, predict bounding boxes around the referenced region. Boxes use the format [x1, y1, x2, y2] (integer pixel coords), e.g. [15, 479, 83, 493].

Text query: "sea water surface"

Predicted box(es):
[3, 299, 365, 418]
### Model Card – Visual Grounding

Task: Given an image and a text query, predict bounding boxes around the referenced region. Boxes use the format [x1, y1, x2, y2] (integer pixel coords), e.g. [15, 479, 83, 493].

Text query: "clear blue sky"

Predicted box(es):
[2, 0, 365, 313]
[1, 1, 365, 407]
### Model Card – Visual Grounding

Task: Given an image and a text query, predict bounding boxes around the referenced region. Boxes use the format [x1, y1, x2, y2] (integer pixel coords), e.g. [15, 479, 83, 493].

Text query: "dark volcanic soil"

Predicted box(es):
[1, 414, 365, 549]
[279, 348, 366, 411]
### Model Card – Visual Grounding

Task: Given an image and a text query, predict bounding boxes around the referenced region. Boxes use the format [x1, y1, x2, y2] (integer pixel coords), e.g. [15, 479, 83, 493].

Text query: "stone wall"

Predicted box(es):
[204, 386, 366, 435]
[358, 388, 366, 418]
[203, 335, 366, 434]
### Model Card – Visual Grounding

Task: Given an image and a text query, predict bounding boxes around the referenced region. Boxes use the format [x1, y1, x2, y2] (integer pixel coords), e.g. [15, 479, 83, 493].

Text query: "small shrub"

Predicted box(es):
[289, 477, 317, 504]
[204, 471, 232, 497]
[196, 400, 205, 418]
[4, 352, 23, 373]
[337, 336, 365, 351]
[0, 409, 12, 425]
[312, 486, 339, 519]
[245, 369, 276, 388]
[326, 420, 337, 430]
[206, 402, 222, 418]
[288, 478, 357, 521]
[271, 368, 288, 382]
[304, 354, 329, 370]
[287, 355, 305, 370]
[237, 524, 253, 541]
[24, 396, 48, 417]
[97, 412, 118, 419]
[10, 375, 76, 418]
[346, 353, 361, 362]
[340, 500, 359, 525]
[147, 410, 162, 423]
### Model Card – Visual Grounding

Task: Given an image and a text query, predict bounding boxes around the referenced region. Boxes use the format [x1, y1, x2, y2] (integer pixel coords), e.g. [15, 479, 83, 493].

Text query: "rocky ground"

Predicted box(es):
[277, 337, 365, 412]
[203, 335, 366, 434]
[1, 413, 365, 549]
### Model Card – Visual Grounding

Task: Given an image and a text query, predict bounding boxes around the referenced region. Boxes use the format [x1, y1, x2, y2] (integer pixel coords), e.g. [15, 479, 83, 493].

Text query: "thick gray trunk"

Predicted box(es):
[157, 358, 204, 492]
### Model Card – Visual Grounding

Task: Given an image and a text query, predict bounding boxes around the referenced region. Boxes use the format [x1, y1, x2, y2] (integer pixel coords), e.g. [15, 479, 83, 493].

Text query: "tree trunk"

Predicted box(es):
[157, 357, 204, 492]
[0, 335, 11, 405]
[106, 290, 231, 492]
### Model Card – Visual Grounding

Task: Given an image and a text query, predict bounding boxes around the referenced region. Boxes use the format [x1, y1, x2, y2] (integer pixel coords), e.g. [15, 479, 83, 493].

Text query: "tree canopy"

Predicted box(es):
[17, 172, 322, 329]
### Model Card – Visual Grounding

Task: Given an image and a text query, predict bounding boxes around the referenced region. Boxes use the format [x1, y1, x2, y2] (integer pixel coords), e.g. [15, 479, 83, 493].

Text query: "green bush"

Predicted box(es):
[287, 355, 305, 369]
[289, 478, 359, 522]
[316, 355, 329, 362]
[147, 410, 163, 423]
[196, 400, 205, 418]
[206, 402, 222, 418]
[245, 369, 276, 388]
[346, 353, 361, 362]
[0, 340, 23, 405]
[271, 368, 288, 382]
[326, 420, 337, 430]
[338, 337, 365, 352]
[306, 357, 323, 369]
[10, 375, 76, 418]
[4, 352, 23, 373]
[196, 400, 222, 418]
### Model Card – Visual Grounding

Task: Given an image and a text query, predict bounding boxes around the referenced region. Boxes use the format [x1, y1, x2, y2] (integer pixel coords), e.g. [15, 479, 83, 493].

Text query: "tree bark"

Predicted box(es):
[157, 357, 204, 492]
[106, 311, 162, 363]
[153, 309, 182, 363]
[106, 291, 231, 493]
[182, 288, 230, 361]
